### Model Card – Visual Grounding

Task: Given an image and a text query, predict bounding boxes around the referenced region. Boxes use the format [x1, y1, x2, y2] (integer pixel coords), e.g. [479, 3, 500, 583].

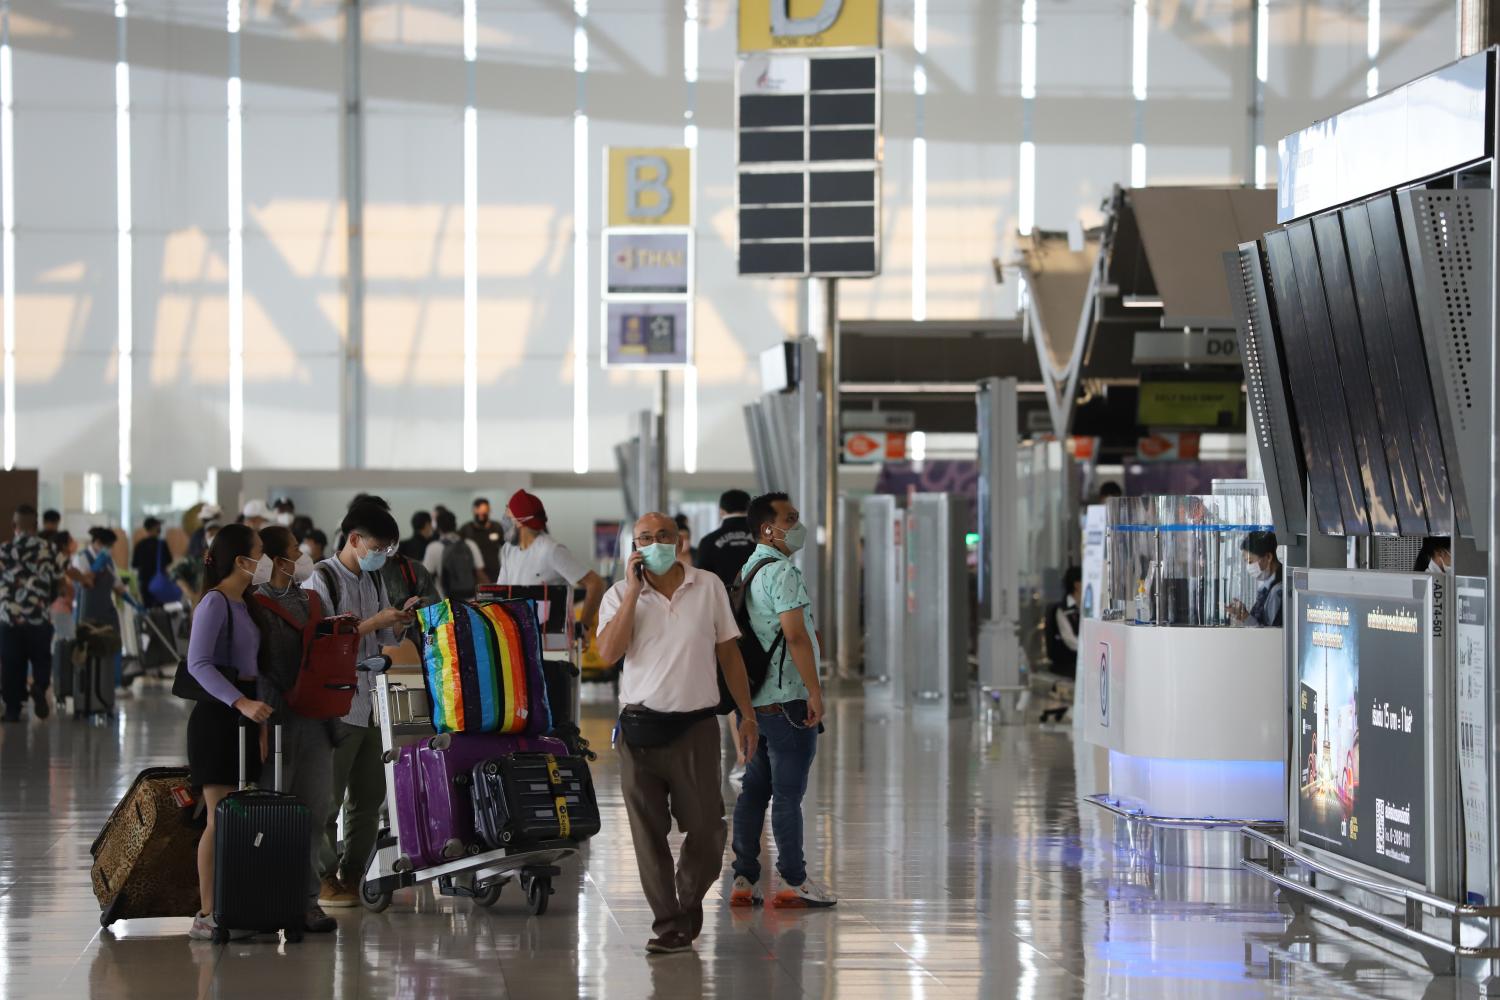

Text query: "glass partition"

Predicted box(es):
[1104, 494, 1275, 626]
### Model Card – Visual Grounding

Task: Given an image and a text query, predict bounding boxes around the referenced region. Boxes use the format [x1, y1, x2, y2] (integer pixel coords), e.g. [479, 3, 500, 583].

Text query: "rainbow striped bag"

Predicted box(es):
[417, 599, 544, 735]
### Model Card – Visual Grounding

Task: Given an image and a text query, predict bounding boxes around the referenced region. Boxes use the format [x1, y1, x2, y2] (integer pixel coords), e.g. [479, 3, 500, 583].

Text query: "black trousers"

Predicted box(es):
[1, 621, 55, 714]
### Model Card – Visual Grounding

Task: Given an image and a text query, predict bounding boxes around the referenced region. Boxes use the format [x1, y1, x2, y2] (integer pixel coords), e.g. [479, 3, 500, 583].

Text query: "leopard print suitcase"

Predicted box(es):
[91, 767, 202, 926]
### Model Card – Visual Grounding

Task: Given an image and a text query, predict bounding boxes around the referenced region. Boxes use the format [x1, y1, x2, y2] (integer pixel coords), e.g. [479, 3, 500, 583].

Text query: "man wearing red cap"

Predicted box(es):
[497, 489, 606, 632]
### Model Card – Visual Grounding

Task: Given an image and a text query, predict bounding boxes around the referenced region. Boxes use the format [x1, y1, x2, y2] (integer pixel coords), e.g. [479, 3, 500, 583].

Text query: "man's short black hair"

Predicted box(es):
[341, 502, 400, 547]
[747, 492, 790, 541]
[307, 529, 328, 548]
[719, 489, 751, 515]
[15, 504, 36, 518]
[42, 509, 60, 524]
[143, 516, 162, 532]
[1240, 531, 1278, 558]
[436, 509, 458, 535]
[473, 497, 490, 509]
[411, 510, 432, 532]
[1062, 566, 1082, 596]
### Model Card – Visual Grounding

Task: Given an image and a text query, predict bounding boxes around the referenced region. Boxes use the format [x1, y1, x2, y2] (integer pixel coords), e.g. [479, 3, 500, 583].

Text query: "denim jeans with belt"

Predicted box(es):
[731, 700, 818, 887]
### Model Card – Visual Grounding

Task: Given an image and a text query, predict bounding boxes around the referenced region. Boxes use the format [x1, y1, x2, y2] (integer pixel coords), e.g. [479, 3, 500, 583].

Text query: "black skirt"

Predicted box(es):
[187, 682, 262, 790]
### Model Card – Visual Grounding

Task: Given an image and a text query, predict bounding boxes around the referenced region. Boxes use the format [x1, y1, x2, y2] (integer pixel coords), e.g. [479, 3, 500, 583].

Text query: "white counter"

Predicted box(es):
[1078, 618, 1286, 821]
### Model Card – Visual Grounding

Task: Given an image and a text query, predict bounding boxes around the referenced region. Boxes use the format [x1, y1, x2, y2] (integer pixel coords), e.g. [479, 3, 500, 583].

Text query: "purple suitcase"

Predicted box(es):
[396, 731, 569, 870]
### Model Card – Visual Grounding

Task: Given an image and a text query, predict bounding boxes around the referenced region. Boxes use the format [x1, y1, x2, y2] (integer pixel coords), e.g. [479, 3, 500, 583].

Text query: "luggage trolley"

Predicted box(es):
[359, 652, 576, 917]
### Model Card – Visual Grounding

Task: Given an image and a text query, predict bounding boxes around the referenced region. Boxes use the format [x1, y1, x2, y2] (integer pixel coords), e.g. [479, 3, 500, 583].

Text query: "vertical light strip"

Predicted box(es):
[0, 9, 14, 473]
[1018, 0, 1036, 236]
[115, 2, 132, 524]
[911, 0, 927, 321]
[1365, 0, 1380, 97]
[1254, 144, 1268, 188]
[1255, 0, 1269, 84]
[462, 0, 477, 473]
[682, 0, 699, 473]
[1130, 0, 1147, 187]
[227, 0, 243, 472]
[571, 0, 589, 473]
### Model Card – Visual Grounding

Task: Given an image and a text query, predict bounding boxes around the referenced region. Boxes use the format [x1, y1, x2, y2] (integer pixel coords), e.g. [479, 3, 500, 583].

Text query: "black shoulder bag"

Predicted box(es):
[172, 591, 239, 703]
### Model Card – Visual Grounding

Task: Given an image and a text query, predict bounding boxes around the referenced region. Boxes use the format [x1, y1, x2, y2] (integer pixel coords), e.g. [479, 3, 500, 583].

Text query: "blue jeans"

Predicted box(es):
[731, 702, 818, 887]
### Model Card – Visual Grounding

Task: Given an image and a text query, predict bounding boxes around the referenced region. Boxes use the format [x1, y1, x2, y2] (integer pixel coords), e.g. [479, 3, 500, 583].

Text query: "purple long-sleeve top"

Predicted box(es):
[187, 590, 261, 707]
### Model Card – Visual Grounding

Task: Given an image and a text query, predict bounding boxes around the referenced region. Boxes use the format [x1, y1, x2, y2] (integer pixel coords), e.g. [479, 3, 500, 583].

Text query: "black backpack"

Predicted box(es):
[716, 558, 783, 715]
[440, 538, 479, 601]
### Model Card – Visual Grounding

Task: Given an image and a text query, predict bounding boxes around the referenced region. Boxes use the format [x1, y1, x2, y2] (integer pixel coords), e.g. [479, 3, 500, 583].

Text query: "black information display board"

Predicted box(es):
[736, 53, 880, 277]
[1294, 579, 1431, 886]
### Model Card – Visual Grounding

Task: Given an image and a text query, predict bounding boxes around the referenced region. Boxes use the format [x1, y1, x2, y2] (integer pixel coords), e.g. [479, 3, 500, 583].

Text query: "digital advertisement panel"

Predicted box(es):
[1295, 584, 1427, 886]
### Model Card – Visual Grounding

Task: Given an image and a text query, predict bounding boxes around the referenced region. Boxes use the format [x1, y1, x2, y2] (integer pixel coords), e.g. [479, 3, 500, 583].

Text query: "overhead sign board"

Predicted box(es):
[1132, 331, 1240, 366]
[604, 302, 690, 369]
[1137, 381, 1244, 429]
[607, 147, 693, 227]
[842, 431, 906, 463]
[738, 0, 881, 52]
[606, 232, 691, 295]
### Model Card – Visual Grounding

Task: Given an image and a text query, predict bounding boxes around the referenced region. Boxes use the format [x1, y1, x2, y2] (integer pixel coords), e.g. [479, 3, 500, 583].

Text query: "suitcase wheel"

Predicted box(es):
[360, 880, 394, 914]
[483, 761, 500, 777]
[429, 734, 452, 751]
[467, 842, 482, 856]
[501, 831, 512, 844]
[475, 880, 504, 908]
[393, 855, 413, 874]
[454, 772, 470, 787]
[441, 839, 465, 860]
[100, 893, 126, 929]
[524, 875, 551, 917]
[285, 928, 304, 944]
[212, 926, 229, 945]
[382, 749, 399, 764]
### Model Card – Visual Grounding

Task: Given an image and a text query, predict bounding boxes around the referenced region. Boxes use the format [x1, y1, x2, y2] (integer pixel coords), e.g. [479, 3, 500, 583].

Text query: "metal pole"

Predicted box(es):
[1246, 0, 1263, 186]
[816, 278, 839, 670]
[655, 371, 669, 513]
[1458, 0, 1500, 55]
[341, 0, 365, 469]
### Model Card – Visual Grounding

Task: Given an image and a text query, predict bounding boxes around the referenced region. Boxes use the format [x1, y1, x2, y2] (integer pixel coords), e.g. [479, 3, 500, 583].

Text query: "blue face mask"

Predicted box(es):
[355, 539, 388, 572]
[778, 522, 807, 554]
[640, 542, 678, 575]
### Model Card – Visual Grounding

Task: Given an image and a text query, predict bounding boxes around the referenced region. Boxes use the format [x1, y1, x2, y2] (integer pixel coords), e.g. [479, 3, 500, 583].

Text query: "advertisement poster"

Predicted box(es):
[1296, 588, 1427, 885]
[1080, 505, 1106, 620]
[1457, 578, 1489, 904]
[606, 232, 690, 294]
[603, 302, 690, 368]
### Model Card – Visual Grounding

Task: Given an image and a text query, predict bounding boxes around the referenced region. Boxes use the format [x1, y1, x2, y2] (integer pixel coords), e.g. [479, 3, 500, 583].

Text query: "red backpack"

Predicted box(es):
[253, 591, 361, 719]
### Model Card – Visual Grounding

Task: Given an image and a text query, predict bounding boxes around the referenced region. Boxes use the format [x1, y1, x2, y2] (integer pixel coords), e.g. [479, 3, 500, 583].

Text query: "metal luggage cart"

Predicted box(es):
[357, 659, 576, 917]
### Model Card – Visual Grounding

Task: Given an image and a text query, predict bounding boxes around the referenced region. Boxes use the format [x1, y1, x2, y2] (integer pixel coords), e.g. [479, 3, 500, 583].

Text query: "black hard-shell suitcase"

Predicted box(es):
[470, 752, 601, 849]
[73, 650, 115, 721]
[211, 725, 309, 943]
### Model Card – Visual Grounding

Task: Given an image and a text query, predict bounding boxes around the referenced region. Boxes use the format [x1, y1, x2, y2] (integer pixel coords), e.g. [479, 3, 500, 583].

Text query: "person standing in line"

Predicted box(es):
[694, 490, 757, 591]
[302, 501, 416, 908]
[674, 515, 696, 569]
[729, 491, 837, 910]
[73, 527, 128, 693]
[424, 508, 485, 601]
[131, 517, 170, 607]
[399, 511, 433, 563]
[244, 525, 336, 934]
[0, 505, 71, 722]
[40, 509, 61, 544]
[496, 490, 606, 630]
[240, 499, 272, 532]
[184, 524, 273, 941]
[301, 529, 328, 565]
[595, 512, 759, 956]
[460, 497, 504, 584]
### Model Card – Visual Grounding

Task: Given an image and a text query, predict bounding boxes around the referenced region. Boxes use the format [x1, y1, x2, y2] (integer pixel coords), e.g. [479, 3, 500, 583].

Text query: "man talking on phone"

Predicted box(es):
[303, 499, 419, 909]
[596, 512, 758, 956]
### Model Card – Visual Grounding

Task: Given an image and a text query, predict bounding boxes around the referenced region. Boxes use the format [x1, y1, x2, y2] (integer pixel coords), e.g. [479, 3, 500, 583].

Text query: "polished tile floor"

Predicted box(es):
[0, 682, 1465, 999]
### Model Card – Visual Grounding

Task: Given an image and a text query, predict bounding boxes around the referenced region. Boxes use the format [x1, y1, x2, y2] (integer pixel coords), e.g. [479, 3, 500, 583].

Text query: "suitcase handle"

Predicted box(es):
[238, 719, 283, 792]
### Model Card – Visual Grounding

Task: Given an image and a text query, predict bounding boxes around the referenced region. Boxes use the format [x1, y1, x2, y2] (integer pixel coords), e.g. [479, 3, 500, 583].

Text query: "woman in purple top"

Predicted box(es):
[186, 523, 272, 941]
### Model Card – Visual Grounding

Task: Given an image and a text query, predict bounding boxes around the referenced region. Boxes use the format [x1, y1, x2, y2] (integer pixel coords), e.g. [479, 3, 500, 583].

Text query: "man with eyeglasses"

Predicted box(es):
[728, 491, 836, 909]
[303, 499, 418, 909]
[596, 512, 759, 956]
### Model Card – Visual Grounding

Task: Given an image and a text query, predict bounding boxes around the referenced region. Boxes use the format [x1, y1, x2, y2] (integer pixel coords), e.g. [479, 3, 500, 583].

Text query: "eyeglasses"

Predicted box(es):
[356, 536, 398, 557]
[634, 531, 679, 548]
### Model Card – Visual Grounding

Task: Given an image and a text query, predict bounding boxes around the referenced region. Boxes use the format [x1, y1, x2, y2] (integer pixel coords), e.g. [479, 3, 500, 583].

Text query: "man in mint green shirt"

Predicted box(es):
[728, 492, 837, 909]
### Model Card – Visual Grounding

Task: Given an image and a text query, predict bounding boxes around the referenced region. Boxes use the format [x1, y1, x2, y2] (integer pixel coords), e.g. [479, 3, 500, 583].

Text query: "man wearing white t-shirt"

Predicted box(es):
[496, 489, 606, 632]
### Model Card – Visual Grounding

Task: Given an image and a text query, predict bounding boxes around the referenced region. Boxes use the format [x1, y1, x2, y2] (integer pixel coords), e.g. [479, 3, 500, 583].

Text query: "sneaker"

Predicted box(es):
[645, 931, 693, 955]
[304, 906, 336, 933]
[187, 912, 254, 941]
[729, 875, 763, 908]
[771, 879, 838, 909]
[319, 877, 359, 909]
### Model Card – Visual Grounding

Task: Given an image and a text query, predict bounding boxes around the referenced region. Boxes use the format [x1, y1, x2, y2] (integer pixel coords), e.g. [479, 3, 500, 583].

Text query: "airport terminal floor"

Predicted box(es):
[0, 685, 1465, 1000]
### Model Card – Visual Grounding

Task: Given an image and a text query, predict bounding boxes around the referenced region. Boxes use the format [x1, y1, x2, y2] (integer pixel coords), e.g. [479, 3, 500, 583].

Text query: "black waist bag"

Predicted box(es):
[618, 706, 716, 749]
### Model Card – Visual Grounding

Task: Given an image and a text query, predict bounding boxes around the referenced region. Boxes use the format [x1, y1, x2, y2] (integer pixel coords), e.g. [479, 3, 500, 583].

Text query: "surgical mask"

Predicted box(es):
[299, 541, 313, 557]
[777, 522, 807, 554]
[292, 553, 315, 583]
[640, 542, 678, 575]
[275, 511, 294, 527]
[358, 550, 388, 573]
[501, 514, 519, 545]
[247, 555, 273, 586]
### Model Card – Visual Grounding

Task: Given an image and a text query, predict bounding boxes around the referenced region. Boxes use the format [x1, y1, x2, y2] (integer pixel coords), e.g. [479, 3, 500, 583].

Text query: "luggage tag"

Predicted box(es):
[170, 785, 196, 809]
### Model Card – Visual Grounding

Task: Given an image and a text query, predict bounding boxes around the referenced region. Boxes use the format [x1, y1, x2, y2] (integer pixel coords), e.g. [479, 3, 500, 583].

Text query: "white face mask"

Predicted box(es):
[247, 554, 273, 586]
[275, 511, 295, 527]
[292, 552, 315, 583]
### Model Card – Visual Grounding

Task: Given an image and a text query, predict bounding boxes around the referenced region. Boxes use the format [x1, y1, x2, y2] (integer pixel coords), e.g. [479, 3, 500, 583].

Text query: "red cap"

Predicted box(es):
[507, 489, 547, 528]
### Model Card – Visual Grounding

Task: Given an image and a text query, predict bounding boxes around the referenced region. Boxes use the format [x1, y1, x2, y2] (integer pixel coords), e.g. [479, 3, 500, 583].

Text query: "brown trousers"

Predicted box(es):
[618, 715, 726, 939]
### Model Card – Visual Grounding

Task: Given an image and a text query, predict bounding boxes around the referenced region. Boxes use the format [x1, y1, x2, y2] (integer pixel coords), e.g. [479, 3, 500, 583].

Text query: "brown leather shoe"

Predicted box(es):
[645, 931, 693, 955]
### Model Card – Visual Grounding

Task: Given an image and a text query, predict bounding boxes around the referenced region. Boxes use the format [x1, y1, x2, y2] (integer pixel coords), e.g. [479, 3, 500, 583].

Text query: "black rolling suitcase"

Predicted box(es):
[211, 725, 309, 943]
[470, 752, 601, 849]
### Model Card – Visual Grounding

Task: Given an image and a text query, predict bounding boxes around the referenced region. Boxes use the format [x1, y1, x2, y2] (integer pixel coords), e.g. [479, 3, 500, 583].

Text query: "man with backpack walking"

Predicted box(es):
[729, 492, 837, 909]
[423, 508, 484, 601]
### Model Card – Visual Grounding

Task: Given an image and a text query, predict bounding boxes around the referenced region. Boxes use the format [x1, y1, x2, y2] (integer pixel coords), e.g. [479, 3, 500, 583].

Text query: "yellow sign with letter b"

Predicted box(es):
[607, 148, 693, 227]
[738, 0, 881, 52]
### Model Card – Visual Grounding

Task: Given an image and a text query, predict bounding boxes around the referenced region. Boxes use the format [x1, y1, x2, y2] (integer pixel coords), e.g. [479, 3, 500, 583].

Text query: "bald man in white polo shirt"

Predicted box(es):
[596, 511, 758, 956]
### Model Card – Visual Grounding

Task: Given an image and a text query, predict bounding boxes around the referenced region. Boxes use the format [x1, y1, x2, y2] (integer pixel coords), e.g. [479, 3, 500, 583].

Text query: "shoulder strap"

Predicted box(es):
[315, 562, 342, 609]
[252, 591, 311, 632]
[740, 557, 778, 589]
[399, 555, 416, 589]
[306, 590, 322, 620]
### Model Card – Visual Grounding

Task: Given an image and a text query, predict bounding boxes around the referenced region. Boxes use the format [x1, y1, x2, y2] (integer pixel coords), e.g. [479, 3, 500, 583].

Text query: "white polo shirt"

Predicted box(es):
[597, 567, 739, 713]
[496, 533, 588, 588]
